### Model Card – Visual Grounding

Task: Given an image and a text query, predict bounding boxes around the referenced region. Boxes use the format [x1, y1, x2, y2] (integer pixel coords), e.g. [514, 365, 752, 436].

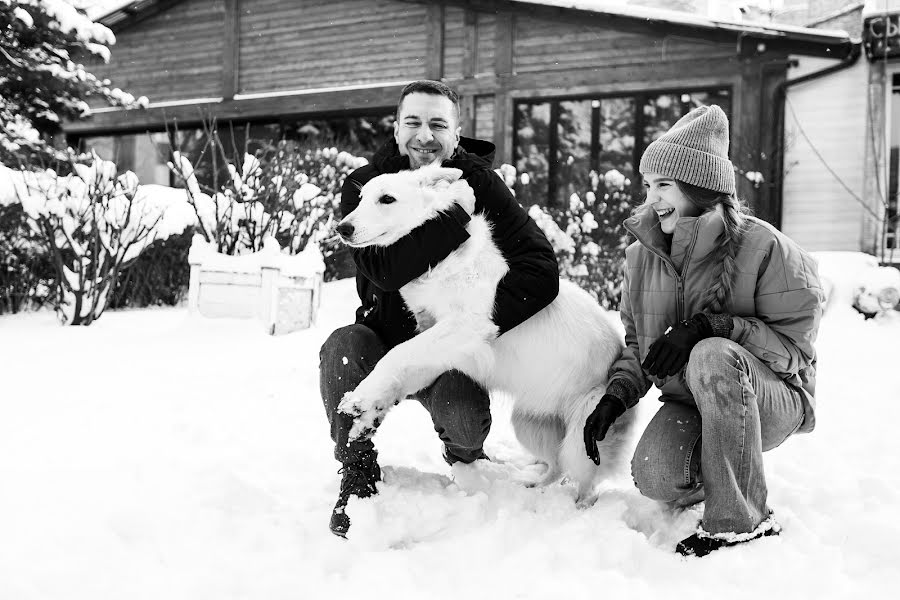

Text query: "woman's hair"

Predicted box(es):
[675, 180, 751, 313]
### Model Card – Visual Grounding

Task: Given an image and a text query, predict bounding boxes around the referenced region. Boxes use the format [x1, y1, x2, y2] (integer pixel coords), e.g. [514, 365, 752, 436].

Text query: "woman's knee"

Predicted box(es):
[631, 403, 702, 502]
[684, 338, 745, 399]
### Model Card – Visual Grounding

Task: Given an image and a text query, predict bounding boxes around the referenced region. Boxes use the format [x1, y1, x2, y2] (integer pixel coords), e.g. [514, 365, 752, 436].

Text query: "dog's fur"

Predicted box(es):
[337, 165, 632, 502]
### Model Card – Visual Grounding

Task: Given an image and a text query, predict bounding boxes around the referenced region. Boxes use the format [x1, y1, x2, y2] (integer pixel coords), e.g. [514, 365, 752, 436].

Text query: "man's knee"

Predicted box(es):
[423, 371, 491, 455]
[319, 325, 386, 420]
[320, 324, 383, 364]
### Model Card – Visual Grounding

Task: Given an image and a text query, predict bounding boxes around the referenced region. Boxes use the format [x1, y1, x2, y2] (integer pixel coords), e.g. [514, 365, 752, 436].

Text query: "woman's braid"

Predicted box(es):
[702, 194, 748, 313]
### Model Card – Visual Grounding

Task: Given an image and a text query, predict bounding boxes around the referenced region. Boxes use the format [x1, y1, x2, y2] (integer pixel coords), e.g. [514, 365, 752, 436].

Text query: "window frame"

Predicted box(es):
[512, 85, 734, 206]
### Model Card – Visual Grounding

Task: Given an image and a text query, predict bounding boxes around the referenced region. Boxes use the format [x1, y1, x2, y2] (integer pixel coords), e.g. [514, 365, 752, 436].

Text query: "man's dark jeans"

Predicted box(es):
[319, 324, 491, 464]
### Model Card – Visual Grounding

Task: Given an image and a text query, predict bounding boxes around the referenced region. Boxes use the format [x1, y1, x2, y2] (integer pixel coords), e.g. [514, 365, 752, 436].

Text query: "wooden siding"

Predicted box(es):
[781, 57, 868, 251]
[237, 0, 429, 94]
[474, 95, 495, 142]
[88, 0, 225, 105]
[476, 12, 496, 75]
[443, 5, 465, 80]
[513, 15, 733, 74]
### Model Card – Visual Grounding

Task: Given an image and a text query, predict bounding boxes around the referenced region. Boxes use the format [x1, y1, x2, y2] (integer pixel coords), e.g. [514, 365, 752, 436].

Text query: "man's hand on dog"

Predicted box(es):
[583, 394, 627, 464]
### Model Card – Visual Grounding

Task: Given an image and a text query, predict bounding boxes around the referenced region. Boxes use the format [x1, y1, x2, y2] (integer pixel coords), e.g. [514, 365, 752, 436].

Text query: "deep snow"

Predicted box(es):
[1, 277, 898, 599]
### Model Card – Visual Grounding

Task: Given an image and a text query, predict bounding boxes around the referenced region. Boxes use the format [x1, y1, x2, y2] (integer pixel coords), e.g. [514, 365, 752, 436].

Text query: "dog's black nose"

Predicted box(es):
[336, 222, 354, 239]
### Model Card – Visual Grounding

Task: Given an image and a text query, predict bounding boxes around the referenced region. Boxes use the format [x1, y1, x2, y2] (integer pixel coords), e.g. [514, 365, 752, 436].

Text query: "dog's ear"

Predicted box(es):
[416, 166, 464, 189]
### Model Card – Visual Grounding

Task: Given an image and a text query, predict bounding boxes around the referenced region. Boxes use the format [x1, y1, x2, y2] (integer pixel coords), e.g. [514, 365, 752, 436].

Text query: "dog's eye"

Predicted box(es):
[379, 195, 397, 205]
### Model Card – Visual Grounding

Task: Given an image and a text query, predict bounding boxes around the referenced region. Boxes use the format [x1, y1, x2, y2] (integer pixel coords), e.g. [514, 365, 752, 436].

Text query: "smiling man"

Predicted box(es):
[318, 80, 560, 537]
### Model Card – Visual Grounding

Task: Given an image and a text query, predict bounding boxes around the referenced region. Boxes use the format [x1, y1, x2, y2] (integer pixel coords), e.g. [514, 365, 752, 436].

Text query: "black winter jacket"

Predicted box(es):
[340, 136, 559, 348]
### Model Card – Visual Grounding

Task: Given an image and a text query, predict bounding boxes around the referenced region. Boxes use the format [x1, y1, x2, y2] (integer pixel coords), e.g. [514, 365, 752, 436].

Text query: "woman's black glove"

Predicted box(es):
[584, 394, 627, 464]
[642, 313, 713, 378]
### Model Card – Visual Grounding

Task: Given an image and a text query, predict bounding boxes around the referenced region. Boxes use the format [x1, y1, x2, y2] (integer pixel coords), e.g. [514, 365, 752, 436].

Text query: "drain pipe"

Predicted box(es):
[770, 40, 863, 228]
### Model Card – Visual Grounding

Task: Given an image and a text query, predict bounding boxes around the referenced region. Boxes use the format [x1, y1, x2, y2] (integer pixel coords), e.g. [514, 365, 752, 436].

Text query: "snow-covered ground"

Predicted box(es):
[1, 277, 898, 599]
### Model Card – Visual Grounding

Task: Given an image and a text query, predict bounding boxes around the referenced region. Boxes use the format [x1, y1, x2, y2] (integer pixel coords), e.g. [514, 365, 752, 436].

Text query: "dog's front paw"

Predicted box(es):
[338, 391, 397, 441]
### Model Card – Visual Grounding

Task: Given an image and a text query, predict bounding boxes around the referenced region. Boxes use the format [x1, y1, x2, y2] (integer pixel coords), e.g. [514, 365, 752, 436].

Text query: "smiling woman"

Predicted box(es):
[584, 104, 825, 558]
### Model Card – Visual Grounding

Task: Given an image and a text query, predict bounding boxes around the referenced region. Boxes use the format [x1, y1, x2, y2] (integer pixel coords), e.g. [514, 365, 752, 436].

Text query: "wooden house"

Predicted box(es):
[69, 0, 856, 226]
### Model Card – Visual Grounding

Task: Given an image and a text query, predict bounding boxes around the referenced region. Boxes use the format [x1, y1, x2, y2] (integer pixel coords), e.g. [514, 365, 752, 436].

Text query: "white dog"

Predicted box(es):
[336, 165, 632, 502]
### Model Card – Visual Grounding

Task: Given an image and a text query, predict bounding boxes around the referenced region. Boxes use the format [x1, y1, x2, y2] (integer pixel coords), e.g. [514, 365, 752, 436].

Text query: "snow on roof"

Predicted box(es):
[513, 0, 852, 40]
[84, 0, 138, 20]
[86, 0, 852, 43]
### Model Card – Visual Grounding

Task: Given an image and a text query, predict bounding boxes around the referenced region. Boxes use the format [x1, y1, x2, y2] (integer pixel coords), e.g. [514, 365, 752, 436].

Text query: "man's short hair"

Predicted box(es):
[396, 80, 460, 120]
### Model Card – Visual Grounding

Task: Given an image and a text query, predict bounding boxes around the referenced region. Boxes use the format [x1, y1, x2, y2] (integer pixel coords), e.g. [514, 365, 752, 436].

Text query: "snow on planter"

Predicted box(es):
[187, 234, 324, 335]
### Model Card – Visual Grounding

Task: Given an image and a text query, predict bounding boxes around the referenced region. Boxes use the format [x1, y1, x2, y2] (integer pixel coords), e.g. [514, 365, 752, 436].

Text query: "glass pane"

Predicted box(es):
[281, 114, 395, 161]
[643, 89, 731, 146]
[555, 99, 593, 206]
[79, 133, 176, 186]
[513, 102, 551, 207]
[599, 97, 636, 184]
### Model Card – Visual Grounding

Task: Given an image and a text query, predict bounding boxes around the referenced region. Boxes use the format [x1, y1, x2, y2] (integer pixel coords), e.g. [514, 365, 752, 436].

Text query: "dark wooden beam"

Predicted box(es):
[427, 3, 445, 80]
[66, 54, 745, 137]
[223, 0, 240, 99]
[65, 84, 406, 135]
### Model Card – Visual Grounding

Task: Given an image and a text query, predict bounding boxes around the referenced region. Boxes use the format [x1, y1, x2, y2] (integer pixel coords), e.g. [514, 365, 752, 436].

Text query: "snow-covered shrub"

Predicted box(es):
[505, 165, 633, 309]
[167, 132, 366, 279]
[1, 0, 147, 164]
[14, 152, 189, 324]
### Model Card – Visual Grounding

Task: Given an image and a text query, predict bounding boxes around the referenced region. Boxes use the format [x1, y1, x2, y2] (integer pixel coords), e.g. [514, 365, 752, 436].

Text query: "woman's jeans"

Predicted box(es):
[631, 338, 806, 535]
[319, 324, 491, 465]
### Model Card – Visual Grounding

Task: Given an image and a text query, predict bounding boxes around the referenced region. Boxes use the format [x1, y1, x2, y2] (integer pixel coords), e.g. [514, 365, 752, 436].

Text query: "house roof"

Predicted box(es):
[90, 0, 856, 57]
[514, 0, 852, 40]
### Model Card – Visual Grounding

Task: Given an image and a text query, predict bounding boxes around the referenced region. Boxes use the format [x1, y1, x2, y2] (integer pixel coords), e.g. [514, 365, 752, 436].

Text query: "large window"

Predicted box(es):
[75, 113, 395, 188]
[513, 88, 732, 207]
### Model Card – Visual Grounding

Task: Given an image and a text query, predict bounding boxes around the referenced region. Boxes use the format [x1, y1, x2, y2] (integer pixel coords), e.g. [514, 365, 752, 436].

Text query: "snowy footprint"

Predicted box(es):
[345, 464, 583, 549]
[450, 458, 553, 492]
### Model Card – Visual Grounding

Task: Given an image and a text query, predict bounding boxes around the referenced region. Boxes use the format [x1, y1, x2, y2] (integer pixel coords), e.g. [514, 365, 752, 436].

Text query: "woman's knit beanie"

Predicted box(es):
[639, 104, 735, 195]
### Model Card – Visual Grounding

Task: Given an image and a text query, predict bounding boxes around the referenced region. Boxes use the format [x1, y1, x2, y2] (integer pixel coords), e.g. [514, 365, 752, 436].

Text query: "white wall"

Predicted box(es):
[781, 56, 869, 251]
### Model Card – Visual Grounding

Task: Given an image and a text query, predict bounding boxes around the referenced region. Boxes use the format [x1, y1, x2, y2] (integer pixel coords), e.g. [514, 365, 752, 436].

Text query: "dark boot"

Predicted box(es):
[329, 447, 381, 538]
[676, 515, 781, 557]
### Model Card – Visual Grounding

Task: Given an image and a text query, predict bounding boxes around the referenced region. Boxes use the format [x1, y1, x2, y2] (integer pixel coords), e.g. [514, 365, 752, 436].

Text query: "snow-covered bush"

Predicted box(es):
[14, 152, 191, 324]
[167, 132, 366, 276]
[0, 0, 147, 164]
[504, 165, 633, 309]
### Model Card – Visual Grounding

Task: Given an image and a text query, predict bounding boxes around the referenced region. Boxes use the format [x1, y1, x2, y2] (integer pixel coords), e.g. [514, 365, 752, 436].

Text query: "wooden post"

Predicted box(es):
[427, 3, 444, 81]
[463, 9, 477, 79]
[494, 11, 515, 164]
[495, 11, 514, 77]
[223, 0, 240, 99]
[461, 94, 476, 138]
